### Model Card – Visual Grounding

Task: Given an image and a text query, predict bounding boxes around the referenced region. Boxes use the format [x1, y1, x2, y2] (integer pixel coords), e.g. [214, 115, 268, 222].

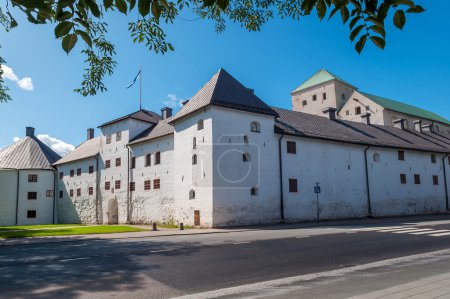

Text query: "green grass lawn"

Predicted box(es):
[0, 225, 145, 238]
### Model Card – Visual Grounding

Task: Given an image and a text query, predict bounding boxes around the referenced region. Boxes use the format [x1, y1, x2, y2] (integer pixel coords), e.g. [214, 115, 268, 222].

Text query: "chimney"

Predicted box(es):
[413, 120, 422, 133]
[361, 113, 371, 125]
[87, 128, 95, 140]
[181, 99, 189, 106]
[161, 107, 173, 120]
[26, 127, 35, 137]
[392, 118, 406, 130]
[322, 107, 337, 120]
[421, 123, 434, 133]
[247, 88, 255, 94]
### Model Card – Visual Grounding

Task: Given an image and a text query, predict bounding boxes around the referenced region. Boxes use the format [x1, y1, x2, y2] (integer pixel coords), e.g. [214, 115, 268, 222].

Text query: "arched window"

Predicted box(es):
[197, 119, 204, 130]
[243, 153, 251, 162]
[302, 100, 308, 106]
[189, 189, 195, 199]
[193, 137, 197, 149]
[373, 153, 380, 162]
[155, 152, 161, 165]
[192, 154, 197, 165]
[250, 121, 260, 133]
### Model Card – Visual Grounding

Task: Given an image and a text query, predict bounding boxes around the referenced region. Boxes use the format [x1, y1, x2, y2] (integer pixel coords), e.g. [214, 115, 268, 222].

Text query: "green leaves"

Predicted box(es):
[115, 0, 128, 14]
[350, 24, 364, 42]
[355, 34, 367, 54]
[394, 10, 406, 29]
[370, 36, 386, 49]
[62, 33, 78, 53]
[75, 29, 92, 47]
[138, 0, 151, 16]
[54, 21, 74, 38]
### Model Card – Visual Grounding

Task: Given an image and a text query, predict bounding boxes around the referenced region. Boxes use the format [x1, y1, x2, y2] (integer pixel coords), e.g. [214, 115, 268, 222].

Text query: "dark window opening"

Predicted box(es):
[28, 174, 38, 182]
[414, 174, 421, 185]
[400, 174, 407, 184]
[287, 141, 296, 154]
[27, 210, 36, 219]
[289, 179, 298, 193]
[398, 150, 405, 161]
[28, 192, 37, 200]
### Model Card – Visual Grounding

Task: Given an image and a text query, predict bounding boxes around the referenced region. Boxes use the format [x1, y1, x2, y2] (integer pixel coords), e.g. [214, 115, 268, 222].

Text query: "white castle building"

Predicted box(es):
[1, 69, 449, 227]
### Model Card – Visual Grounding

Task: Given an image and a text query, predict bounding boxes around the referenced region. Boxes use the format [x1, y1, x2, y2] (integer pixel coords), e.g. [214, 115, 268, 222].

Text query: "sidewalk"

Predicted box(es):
[1, 214, 449, 246]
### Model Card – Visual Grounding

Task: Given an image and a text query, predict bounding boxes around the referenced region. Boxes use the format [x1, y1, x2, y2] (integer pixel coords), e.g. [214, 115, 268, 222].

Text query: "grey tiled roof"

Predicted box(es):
[98, 109, 161, 128]
[170, 69, 278, 124]
[53, 137, 101, 165]
[0, 136, 61, 170]
[273, 107, 450, 153]
[128, 117, 174, 145]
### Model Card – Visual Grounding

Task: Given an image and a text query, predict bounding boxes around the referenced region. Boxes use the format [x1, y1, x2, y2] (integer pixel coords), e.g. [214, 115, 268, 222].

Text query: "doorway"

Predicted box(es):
[194, 210, 200, 226]
[108, 198, 119, 224]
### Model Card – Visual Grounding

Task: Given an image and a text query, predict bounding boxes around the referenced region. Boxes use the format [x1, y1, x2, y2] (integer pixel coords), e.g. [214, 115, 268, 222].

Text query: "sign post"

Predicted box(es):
[314, 183, 321, 225]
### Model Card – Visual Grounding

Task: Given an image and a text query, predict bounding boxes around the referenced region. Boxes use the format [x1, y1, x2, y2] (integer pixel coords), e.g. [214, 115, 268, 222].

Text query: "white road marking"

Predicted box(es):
[60, 257, 91, 262]
[351, 226, 408, 231]
[392, 228, 433, 234]
[149, 249, 172, 253]
[430, 231, 450, 237]
[377, 227, 420, 232]
[411, 230, 450, 235]
[296, 236, 310, 239]
[233, 242, 251, 245]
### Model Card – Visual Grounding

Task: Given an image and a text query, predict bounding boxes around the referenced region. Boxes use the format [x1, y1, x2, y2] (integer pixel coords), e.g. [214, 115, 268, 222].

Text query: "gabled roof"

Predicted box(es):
[292, 69, 356, 94]
[128, 117, 175, 145]
[273, 107, 450, 153]
[0, 136, 61, 170]
[98, 109, 161, 128]
[361, 92, 450, 125]
[169, 68, 278, 124]
[53, 137, 101, 166]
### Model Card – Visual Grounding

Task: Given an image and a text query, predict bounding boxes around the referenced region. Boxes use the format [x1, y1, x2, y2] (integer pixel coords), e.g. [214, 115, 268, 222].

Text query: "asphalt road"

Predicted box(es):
[2, 218, 450, 298]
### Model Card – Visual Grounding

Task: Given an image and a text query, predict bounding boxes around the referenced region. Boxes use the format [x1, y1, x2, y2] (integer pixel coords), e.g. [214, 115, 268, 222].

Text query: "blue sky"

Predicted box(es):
[0, 1, 449, 153]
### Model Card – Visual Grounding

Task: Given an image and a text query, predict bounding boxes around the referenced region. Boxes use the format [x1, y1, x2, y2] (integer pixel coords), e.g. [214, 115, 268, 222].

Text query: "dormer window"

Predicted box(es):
[250, 122, 260, 133]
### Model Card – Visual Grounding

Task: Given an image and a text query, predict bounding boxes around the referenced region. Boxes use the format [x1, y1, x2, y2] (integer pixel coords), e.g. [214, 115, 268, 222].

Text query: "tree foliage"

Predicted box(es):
[0, 0, 425, 101]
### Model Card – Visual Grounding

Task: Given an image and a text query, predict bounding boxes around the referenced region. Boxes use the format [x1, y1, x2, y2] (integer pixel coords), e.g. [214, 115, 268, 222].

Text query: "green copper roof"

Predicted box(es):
[292, 69, 356, 93]
[361, 92, 450, 125]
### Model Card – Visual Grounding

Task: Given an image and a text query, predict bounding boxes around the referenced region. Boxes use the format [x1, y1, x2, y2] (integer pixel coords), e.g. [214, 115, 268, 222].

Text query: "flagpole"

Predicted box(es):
[139, 65, 142, 110]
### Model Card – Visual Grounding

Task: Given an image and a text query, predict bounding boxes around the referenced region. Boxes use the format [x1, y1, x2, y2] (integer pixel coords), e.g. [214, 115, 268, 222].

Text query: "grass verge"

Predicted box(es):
[0, 225, 145, 238]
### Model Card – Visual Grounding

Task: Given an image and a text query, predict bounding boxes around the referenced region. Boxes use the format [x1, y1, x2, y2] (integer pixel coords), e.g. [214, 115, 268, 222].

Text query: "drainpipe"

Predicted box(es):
[364, 146, 373, 217]
[126, 145, 131, 223]
[15, 169, 20, 225]
[443, 154, 449, 212]
[278, 133, 285, 223]
[95, 155, 100, 224]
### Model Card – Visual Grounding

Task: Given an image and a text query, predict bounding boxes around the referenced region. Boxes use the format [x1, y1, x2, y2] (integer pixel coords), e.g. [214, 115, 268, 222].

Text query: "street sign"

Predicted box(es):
[314, 186, 321, 194]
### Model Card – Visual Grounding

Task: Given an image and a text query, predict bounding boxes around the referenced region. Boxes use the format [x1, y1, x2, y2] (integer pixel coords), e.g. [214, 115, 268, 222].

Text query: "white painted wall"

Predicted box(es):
[281, 137, 368, 222]
[129, 134, 174, 224]
[368, 148, 447, 216]
[210, 107, 280, 227]
[0, 170, 18, 225]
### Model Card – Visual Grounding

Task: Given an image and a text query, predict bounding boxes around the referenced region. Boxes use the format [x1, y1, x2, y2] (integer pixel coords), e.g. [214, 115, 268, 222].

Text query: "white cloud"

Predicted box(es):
[17, 77, 34, 91]
[13, 137, 21, 142]
[1, 65, 18, 81]
[1, 64, 34, 91]
[37, 134, 74, 157]
[162, 93, 183, 108]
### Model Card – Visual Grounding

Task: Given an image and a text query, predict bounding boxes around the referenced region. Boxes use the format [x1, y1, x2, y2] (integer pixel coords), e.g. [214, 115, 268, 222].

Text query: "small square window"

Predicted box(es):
[105, 181, 110, 190]
[106, 134, 112, 144]
[116, 131, 122, 141]
[59, 190, 63, 198]
[400, 174, 407, 184]
[129, 182, 135, 191]
[105, 160, 111, 168]
[414, 174, 421, 185]
[76, 188, 81, 197]
[59, 172, 64, 179]
[145, 154, 151, 167]
[131, 157, 136, 169]
[154, 179, 160, 189]
[115, 180, 121, 190]
[251, 187, 257, 196]
[46, 190, 54, 197]
[197, 120, 204, 130]
[27, 210, 36, 219]
[312, 95, 317, 101]
[431, 154, 437, 164]
[77, 168, 81, 176]
[70, 170, 74, 177]
[69, 189, 74, 197]
[155, 152, 161, 165]
[28, 174, 38, 182]
[88, 187, 94, 195]
[89, 166, 94, 174]
[287, 141, 296, 154]
[116, 158, 121, 167]
[398, 150, 405, 161]
[302, 100, 308, 106]
[322, 93, 327, 100]
[433, 175, 439, 186]
[355, 107, 361, 115]
[28, 192, 37, 200]
[346, 110, 350, 116]
[289, 179, 298, 193]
